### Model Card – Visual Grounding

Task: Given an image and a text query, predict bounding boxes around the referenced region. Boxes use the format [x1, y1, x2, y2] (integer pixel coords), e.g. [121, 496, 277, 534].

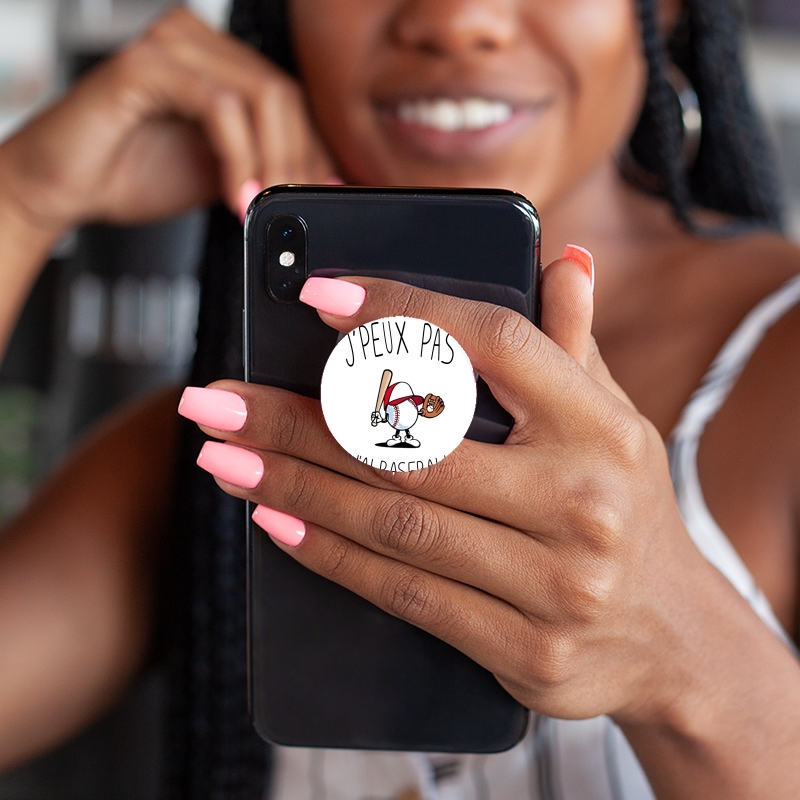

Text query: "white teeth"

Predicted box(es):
[396, 98, 513, 132]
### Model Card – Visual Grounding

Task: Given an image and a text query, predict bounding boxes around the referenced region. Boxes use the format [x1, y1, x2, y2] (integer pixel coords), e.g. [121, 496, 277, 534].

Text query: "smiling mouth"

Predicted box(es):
[379, 94, 546, 161]
[396, 97, 514, 132]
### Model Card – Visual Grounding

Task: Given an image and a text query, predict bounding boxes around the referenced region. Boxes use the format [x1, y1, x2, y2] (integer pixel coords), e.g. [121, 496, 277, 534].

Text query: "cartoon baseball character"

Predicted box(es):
[370, 369, 445, 447]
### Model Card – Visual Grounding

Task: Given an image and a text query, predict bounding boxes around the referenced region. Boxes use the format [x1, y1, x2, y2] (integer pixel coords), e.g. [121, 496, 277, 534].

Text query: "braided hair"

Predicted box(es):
[161, 2, 783, 799]
[632, 0, 783, 229]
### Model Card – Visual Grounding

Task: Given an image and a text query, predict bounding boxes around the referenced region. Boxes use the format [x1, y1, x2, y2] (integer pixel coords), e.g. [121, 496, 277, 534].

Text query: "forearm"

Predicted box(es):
[618, 558, 800, 799]
[0, 388, 179, 771]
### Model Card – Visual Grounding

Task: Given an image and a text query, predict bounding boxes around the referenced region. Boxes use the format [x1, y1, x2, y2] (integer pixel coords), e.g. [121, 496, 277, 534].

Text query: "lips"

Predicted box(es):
[373, 81, 553, 162]
[377, 94, 549, 161]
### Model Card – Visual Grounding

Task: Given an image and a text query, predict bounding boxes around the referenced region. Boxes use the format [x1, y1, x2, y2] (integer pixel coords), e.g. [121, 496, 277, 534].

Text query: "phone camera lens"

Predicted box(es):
[267, 213, 307, 303]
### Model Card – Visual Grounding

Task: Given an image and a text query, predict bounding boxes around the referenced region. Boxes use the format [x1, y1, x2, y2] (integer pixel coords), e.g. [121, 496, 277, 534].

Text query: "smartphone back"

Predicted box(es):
[245, 187, 539, 752]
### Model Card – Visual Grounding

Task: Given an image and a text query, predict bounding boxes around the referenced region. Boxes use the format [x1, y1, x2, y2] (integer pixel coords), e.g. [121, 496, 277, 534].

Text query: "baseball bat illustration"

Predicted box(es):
[372, 369, 393, 426]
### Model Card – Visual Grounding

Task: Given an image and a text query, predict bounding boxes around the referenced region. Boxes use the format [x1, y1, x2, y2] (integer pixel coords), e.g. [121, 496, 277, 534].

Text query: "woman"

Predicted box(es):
[0, 0, 798, 797]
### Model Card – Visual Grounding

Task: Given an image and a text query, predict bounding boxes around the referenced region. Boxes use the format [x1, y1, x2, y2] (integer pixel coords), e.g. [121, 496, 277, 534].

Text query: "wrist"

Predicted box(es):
[0, 178, 67, 263]
[613, 555, 800, 797]
[0, 168, 67, 353]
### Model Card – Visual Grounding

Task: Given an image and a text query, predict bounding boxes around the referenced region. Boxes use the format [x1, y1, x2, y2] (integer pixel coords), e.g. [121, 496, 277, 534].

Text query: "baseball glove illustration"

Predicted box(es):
[420, 393, 445, 418]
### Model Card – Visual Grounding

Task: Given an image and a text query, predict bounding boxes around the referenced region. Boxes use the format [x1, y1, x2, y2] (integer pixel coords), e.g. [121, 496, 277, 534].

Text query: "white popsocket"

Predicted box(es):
[321, 316, 476, 472]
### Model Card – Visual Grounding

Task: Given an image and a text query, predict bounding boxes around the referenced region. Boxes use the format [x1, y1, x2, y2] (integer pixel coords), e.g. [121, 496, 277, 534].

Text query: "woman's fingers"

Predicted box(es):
[202, 443, 563, 614]
[540, 246, 594, 367]
[302, 274, 626, 438]
[179, 381, 633, 543]
[197, 441, 636, 714]
[270, 521, 538, 692]
[0, 7, 336, 231]
[112, 44, 258, 213]
[540, 248, 635, 407]
[142, 9, 336, 190]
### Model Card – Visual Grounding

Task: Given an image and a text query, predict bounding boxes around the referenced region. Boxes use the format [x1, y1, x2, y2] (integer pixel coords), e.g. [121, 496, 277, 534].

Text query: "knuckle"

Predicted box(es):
[560, 557, 619, 623]
[601, 404, 649, 472]
[316, 535, 351, 582]
[479, 305, 538, 363]
[382, 570, 442, 627]
[374, 495, 439, 558]
[254, 72, 301, 115]
[531, 630, 576, 688]
[271, 401, 307, 452]
[562, 477, 628, 553]
[106, 46, 159, 115]
[143, 9, 185, 45]
[112, 40, 150, 80]
[282, 460, 316, 514]
[210, 88, 240, 114]
[392, 281, 430, 320]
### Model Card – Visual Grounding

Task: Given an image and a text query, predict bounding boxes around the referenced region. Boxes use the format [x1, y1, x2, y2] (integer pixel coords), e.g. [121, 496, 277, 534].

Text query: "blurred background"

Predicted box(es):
[0, 0, 797, 796]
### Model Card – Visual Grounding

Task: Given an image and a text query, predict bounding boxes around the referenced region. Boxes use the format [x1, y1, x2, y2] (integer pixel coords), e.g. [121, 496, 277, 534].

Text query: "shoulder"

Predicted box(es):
[702, 230, 800, 447]
[678, 229, 800, 360]
[694, 231, 800, 631]
[690, 227, 800, 292]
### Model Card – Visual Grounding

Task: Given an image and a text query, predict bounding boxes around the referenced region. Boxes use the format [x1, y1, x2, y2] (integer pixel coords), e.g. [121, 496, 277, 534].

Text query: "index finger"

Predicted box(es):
[299, 275, 599, 430]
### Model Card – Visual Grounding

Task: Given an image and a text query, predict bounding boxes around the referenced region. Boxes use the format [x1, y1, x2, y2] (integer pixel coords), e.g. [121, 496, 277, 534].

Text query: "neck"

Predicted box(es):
[539, 159, 686, 271]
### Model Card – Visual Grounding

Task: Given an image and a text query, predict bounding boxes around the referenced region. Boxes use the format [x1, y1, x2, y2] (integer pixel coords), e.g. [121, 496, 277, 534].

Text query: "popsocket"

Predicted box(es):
[321, 316, 476, 471]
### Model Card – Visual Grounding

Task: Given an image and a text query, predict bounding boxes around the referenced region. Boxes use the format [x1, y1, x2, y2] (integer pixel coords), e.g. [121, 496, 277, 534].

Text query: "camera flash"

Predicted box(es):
[279, 251, 296, 267]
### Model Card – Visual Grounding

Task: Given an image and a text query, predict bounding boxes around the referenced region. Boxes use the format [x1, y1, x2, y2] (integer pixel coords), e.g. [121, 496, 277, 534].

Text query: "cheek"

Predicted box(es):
[560, 0, 647, 163]
[289, 1, 380, 150]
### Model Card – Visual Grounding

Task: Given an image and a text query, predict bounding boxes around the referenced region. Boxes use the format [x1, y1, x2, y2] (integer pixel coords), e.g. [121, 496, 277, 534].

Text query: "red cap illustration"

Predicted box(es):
[383, 381, 423, 409]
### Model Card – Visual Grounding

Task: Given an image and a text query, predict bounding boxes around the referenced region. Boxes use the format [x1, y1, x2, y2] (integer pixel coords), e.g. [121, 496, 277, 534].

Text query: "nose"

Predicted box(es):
[391, 0, 518, 57]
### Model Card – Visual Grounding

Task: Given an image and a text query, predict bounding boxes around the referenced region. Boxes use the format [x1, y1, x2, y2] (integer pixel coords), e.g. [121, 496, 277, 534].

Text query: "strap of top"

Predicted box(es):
[667, 273, 800, 646]
[670, 273, 800, 442]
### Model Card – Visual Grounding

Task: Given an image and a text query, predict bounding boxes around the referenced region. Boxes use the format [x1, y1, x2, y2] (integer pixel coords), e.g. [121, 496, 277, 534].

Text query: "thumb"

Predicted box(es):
[542, 245, 635, 407]
[540, 244, 595, 367]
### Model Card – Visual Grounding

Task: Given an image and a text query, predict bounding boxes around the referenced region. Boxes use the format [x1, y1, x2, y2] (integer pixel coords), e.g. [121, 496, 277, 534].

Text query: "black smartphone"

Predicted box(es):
[244, 185, 540, 753]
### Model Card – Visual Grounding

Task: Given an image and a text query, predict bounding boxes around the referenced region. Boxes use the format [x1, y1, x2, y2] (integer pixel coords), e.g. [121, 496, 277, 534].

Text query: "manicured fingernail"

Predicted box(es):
[561, 244, 594, 293]
[252, 505, 306, 547]
[325, 176, 345, 185]
[299, 277, 365, 316]
[238, 179, 262, 223]
[197, 441, 263, 488]
[179, 387, 247, 431]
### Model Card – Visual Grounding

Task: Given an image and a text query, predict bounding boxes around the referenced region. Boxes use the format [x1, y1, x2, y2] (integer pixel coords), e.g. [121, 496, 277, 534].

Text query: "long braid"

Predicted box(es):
[230, 0, 294, 73]
[681, 0, 783, 225]
[163, 208, 269, 800]
[630, 0, 696, 227]
[631, 0, 782, 229]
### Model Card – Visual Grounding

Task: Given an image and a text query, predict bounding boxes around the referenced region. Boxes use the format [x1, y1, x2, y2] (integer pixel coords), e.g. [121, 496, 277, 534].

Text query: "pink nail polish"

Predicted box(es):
[196, 441, 263, 488]
[252, 505, 306, 547]
[179, 387, 247, 431]
[325, 176, 345, 185]
[299, 277, 365, 317]
[561, 244, 595, 293]
[238, 179, 262, 223]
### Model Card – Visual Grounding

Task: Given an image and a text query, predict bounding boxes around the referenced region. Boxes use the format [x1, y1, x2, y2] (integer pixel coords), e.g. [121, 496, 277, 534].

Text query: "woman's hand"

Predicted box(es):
[0, 7, 336, 236]
[183, 255, 710, 725]
[183, 257, 800, 794]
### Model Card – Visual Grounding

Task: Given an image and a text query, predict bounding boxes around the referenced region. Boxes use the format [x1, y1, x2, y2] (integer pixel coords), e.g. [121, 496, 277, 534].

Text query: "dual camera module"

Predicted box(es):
[266, 214, 307, 303]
